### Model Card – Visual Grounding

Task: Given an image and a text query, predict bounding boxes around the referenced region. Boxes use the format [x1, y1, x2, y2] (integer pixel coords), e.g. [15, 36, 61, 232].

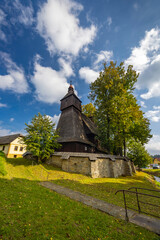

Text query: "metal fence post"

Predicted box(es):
[123, 190, 129, 221]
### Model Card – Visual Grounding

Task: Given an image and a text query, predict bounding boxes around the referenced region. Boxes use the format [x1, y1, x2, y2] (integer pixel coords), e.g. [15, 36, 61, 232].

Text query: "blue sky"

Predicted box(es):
[0, 0, 160, 155]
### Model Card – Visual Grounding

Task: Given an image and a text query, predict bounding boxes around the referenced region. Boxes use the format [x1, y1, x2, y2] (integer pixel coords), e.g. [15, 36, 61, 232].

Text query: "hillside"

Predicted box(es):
[0, 155, 160, 240]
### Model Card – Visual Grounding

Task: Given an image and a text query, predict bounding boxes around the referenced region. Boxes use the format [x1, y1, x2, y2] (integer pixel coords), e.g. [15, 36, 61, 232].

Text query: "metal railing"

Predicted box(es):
[115, 187, 160, 221]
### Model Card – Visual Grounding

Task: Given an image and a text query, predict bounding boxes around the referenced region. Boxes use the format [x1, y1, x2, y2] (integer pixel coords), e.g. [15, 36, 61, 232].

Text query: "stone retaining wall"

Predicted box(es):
[47, 152, 136, 178]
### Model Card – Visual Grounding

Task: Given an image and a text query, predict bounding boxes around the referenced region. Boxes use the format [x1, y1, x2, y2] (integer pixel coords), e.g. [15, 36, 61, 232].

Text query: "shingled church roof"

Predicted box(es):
[57, 84, 98, 148]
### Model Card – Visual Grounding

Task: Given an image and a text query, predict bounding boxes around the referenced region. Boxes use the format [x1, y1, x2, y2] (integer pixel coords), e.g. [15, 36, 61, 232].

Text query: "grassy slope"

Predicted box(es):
[0, 152, 7, 176]
[143, 169, 160, 178]
[0, 157, 160, 240]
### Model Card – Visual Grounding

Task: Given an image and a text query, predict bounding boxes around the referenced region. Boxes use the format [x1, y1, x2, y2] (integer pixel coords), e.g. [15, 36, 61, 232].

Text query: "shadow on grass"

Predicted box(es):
[5, 157, 35, 166]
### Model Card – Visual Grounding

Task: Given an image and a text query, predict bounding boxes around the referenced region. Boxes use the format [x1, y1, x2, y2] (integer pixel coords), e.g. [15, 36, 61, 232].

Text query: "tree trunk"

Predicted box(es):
[123, 130, 126, 157]
[107, 116, 110, 153]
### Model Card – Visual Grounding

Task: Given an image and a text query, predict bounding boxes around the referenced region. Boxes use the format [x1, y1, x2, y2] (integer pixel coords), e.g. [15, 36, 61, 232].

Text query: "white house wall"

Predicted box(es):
[0, 144, 10, 155]
[8, 137, 26, 157]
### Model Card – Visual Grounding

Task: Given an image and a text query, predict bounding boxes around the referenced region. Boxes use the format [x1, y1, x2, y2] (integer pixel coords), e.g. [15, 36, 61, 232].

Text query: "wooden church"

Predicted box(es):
[56, 84, 100, 153]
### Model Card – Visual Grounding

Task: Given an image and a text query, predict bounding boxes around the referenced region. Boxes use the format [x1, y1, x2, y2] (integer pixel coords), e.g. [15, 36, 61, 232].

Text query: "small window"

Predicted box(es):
[14, 146, 18, 151]
[2, 146, 5, 151]
[20, 147, 23, 151]
[85, 146, 87, 151]
[14, 155, 17, 158]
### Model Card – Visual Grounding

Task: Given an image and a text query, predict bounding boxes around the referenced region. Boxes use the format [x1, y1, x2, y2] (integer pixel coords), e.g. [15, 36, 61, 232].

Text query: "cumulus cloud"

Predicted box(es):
[58, 57, 74, 77]
[140, 101, 147, 108]
[0, 52, 29, 93]
[125, 28, 160, 99]
[79, 67, 99, 84]
[37, 0, 96, 56]
[145, 134, 160, 155]
[47, 114, 60, 127]
[138, 58, 160, 99]
[153, 106, 160, 110]
[32, 55, 70, 103]
[12, 0, 34, 26]
[0, 9, 7, 41]
[94, 50, 113, 66]
[79, 50, 113, 83]
[145, 109, 160, 122]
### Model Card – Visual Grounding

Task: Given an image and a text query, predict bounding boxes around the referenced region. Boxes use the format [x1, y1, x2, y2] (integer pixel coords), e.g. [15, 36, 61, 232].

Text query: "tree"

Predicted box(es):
[127, 140, 152, 168]
[89, 61, 152, 156]
[23, 113, 60, 163]
[82, 103, 96, 118]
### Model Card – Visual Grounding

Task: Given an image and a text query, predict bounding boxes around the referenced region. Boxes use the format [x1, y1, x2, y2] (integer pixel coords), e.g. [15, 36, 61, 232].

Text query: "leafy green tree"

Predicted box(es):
[127, 140, 152, 168]
[89, 61, 152, 156]
[23, 113, 60, 163]
[82, 103, 96, 118]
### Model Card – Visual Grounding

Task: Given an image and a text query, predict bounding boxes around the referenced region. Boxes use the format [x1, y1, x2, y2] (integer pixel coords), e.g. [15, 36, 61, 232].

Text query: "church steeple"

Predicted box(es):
[56, 84, 98, 153]
[60, 84, 81, 112]
[68, 81, 74, 92]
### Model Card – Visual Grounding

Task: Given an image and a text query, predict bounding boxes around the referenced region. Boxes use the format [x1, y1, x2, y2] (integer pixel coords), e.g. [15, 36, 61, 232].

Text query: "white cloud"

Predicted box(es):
[153, 106, 160, 110]
[58, 57, 74, 77]
[145, 109, 160, 122]
[140, 101, 147, 108]
[0, 103, 7, 108]
[138, 58, 160, 99]
[79, 67, 99, 84]
[37, 0, 96, 56]
[0, 52, 29, 93]
[145, 135, 160, 155]
[0, 9, 7, 41]
[12, 0, 34, 26]
[47, 114, 60, 128]
[79, 49, 113, 84]
[10, 118, 14, 122]
[32, 56, 70, 103]
[94, 50, 113, 66]
[0, 127, 11, 136]
[125, 28, 160, 99]
[125, 28, 160, 73]
[107, 17, 112, 27]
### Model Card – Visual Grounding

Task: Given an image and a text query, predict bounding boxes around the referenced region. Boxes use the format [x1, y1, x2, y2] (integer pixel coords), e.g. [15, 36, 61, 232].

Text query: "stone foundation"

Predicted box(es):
[47, 152, 136, 178]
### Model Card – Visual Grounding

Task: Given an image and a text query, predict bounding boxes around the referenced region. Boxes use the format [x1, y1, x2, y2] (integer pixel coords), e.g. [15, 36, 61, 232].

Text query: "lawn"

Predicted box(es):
[0, 156, 160, 239]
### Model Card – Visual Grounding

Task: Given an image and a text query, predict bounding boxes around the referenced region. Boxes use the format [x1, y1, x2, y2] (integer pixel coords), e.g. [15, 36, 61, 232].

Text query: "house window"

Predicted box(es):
[14, 155, 17, 158]
[2, 146, 5, 151]
[20, 147, 23, 151]
[14, 146, 18, 151]
[85, 146, 87, 151]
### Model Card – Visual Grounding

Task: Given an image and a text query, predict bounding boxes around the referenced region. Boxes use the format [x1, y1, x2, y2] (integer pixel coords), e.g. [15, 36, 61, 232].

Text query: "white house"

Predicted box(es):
[0, 134, 26, 158]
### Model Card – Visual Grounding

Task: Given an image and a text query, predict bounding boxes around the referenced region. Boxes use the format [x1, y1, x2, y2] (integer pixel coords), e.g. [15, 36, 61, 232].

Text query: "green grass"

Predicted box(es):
[0, 157, 160, 239]
[0, 151, 7, 176]
[143, 169, 160, 178]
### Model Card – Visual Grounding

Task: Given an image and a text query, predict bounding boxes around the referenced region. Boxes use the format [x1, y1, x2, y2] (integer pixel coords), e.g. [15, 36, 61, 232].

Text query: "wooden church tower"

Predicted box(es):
[56, 84, 99, 153]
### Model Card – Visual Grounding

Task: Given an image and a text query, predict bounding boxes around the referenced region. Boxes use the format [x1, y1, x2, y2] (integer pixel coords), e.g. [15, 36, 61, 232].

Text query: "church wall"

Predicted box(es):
[47, 155, 63, 168]
[47, 153, 135, 178]
[62, 157, 91, 176]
